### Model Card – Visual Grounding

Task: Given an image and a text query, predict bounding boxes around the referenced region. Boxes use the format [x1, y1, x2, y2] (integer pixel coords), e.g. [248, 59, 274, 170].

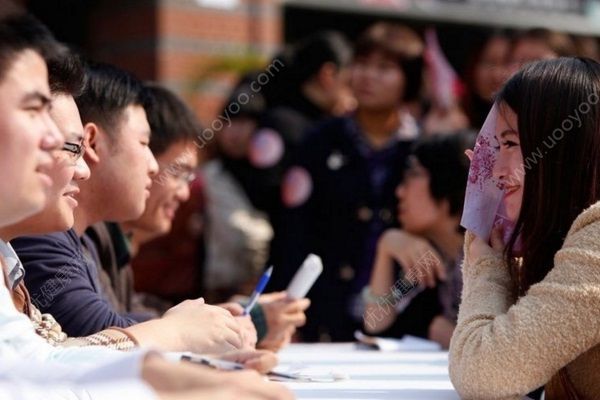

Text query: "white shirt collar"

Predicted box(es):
[0, 240, 24, 289]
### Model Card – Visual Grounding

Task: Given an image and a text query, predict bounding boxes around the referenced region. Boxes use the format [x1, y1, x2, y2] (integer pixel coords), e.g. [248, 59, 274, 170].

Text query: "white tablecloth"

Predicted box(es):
[278, 343, 460, 400]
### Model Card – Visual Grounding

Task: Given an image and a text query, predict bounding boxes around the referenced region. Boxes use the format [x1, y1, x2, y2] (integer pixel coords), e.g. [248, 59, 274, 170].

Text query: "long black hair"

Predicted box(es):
[497, 57, 600, 294]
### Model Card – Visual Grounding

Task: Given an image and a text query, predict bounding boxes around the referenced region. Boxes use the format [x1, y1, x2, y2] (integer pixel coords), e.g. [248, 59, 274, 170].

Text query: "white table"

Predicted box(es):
[278, 343, 460, 400]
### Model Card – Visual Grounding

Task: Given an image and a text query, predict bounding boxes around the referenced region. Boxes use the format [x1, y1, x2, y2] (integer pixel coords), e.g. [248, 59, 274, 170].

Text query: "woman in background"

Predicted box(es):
[364, 131, 474, 349]
[272, 22, 425, 342]
[462, 31, 510, 129]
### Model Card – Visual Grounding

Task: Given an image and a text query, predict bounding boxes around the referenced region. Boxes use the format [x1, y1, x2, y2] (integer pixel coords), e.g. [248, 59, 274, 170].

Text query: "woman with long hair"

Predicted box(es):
[462, 30, 510, 129]
[449, 57, 600, 399]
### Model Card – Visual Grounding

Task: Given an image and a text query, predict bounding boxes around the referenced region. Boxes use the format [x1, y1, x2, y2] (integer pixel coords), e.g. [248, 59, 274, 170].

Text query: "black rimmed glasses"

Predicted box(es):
[59, 139, 86, 165]
[158, 162, 196, 186]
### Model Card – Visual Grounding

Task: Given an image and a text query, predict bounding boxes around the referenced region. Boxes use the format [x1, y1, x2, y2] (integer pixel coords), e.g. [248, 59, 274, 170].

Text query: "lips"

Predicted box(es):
[63, 188, 79, 198]
[504, 185, 520, 198]
[63, 187, 80, 207]
[163, 203, 179, 220]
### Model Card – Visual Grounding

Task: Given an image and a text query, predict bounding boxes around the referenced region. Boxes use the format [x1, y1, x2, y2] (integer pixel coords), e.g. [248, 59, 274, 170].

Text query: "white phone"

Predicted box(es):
[286, 253, 323, 299]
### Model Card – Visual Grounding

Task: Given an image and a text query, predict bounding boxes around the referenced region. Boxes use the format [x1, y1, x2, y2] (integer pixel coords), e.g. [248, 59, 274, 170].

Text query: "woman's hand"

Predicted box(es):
[378, 229, 445, 288]
[467, 225, 504, 264]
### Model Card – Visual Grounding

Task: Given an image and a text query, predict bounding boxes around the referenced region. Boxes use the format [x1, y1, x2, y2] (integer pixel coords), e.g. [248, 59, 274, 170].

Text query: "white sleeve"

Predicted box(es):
[0, 264, 145, 372]
[0, 270, 159, 398]
[0, 379, 157, 400]
[0, 349, 155, 384]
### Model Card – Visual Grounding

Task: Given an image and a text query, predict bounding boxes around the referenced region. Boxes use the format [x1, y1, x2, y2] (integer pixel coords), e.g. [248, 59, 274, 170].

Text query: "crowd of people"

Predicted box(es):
[1, 3, 599, 399]
[150, 21, 600, 347]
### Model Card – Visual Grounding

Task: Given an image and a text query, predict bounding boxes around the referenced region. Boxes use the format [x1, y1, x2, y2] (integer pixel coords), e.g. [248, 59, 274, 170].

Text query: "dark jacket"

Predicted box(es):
[269, 116, 414, 341]
[14, 230, 137, 336]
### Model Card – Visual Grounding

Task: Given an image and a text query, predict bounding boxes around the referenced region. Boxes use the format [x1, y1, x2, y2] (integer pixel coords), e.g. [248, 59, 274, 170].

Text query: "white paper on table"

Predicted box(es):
[354, 331, 442, 352]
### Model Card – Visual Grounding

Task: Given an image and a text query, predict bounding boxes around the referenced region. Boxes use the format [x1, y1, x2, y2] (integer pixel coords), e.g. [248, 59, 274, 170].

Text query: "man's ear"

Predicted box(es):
[83, 122, 101, 164]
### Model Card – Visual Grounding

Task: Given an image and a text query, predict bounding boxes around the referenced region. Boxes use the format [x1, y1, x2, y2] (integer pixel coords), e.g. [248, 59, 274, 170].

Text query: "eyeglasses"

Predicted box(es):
[158, 165, 196, 186]
[173, 169, 196, 185]
[59, 140, 86, 165]
[54, 140, 85, 165]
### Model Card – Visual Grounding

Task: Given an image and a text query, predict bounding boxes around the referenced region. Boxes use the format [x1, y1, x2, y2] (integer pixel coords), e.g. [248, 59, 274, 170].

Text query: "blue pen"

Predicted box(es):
[243, 266, 273, 315]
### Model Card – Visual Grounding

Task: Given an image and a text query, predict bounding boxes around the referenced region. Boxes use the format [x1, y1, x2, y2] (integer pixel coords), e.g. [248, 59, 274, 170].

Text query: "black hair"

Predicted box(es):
[497, 57, 600, 295]
[0, 13, 61, 82]
[354, 22, 424, 102]
[142, 83, 202, 156]
[75, 62, 145, 134]
[412, 130, 476, 217]
[220, 71, 267, 121]
[47, 46, 85, 97]
[289, 30, 352, 85]
[262, 31, 351, 107]
[462, 30, 511, 128]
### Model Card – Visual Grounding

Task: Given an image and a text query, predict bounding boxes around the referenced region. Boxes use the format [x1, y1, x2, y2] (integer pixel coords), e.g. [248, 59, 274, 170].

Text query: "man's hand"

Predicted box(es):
[143, 353, 294, 400]
[257, 292, 310, 352]
[161, 298, 244, 353]
[217, 349, 278, 374]
[218, 302, 258, 349]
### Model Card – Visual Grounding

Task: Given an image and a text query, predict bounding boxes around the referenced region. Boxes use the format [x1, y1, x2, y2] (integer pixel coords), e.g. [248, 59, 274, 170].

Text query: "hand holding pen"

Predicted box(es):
[244, 266, 274, 316]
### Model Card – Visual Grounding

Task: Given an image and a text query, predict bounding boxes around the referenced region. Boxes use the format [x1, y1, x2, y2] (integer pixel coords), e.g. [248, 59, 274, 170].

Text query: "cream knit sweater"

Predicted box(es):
[449, 202, 600, 399]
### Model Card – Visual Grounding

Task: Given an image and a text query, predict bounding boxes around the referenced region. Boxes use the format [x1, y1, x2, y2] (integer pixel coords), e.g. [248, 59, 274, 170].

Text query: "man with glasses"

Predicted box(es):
[13, 62, 255, 354]
[0, 46, 92, 333]
[86, 83, 202, 324]
[88, 83, 310, 353]
[0, 12, 166, 399]
[0, 12, 293, 400]
[0, 46, 146, 349]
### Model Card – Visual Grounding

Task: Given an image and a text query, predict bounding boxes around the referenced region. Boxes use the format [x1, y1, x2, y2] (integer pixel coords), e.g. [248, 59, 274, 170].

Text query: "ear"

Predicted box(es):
[83, 122, 101, 165]
[316, 62, 338, 89]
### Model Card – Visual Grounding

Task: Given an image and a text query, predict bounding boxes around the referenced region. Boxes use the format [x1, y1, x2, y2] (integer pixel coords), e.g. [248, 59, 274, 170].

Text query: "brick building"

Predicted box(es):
[25, 0, 600, 123]
[27, 0, 283, 123]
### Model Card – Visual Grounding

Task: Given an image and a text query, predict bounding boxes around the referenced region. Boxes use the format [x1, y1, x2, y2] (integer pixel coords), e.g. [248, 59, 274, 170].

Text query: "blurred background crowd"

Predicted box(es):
[20, 0, 600, 343]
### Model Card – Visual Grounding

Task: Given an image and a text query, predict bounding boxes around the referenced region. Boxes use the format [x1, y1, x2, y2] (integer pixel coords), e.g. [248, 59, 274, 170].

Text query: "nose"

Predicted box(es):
[176, 182, 191, 204]
[74, 156, 91, 181]
[492, 151, 508, 184]
[495, 69, 510, 90]
[395, 182, 405, 201]
[491, 71, 504, 89]
[147, 149, 159, 178]
[41, 112, 64, 152]
[352, 63, 375, 82]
